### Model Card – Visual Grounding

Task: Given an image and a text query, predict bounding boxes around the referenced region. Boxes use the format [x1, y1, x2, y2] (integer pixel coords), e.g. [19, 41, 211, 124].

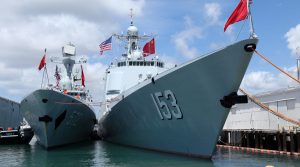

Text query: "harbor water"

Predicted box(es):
[0, 138, 299, 167]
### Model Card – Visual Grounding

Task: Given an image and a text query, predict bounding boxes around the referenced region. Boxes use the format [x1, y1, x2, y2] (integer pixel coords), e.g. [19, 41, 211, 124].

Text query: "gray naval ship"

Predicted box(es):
[99, 20, 258, 158]
[21, 44, 96, 148]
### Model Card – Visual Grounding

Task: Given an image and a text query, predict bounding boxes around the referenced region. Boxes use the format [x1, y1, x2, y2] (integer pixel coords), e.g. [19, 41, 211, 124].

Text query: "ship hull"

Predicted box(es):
[20, 89, 96, 148]
[99, 39, 258, 158]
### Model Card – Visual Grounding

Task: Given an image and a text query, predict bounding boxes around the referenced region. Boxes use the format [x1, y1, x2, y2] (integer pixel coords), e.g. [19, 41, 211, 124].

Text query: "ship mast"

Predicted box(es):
[50, 43, 87, 91]
[130, 8, 134, 26]
[127, 11, 142, 60]
[62, 43, 76, 90]
[113, 9, 152, 60]
[248, 0, 257, 38]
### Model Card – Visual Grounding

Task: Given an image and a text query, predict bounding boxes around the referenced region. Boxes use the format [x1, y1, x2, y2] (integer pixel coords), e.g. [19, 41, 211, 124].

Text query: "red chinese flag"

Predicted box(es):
[224, 0, 248, 32]
[38, 55, 46, 70]
[143, 38, 155, 57]
[81, 65, 85, 87]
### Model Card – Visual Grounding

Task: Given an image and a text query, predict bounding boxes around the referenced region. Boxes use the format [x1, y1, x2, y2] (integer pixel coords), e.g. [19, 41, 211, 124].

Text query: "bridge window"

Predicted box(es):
[126, 61, 161, 66]
[132, 42, 137, 50]
[117, 62, 127, 67]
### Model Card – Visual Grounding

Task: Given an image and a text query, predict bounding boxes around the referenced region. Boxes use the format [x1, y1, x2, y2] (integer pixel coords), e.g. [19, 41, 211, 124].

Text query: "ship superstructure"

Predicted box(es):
[103, 23, 168, 112]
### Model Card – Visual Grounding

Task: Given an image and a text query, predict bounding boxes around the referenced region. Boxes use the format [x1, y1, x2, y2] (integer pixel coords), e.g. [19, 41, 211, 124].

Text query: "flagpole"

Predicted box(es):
[44, 48, 50, 86]
[248, 0, 257, 38]
[41, 66, 45, 88]
[45, 65, 50, 85]
[40, 48, 47, 88]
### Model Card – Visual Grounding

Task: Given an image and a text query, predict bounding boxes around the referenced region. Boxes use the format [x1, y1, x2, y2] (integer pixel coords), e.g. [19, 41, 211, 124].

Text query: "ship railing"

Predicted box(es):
[0, 129, 19, 138]
[114, 59, 165, 68]
[1, 135, 19, 138]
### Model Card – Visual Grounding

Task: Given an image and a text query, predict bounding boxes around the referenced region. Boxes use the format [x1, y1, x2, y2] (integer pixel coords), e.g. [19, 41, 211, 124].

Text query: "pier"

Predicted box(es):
[218, 129, 300, 156]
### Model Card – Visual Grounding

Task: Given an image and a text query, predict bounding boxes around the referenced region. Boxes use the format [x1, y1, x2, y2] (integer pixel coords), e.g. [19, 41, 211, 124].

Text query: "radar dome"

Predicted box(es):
[127, 25, 138, 36]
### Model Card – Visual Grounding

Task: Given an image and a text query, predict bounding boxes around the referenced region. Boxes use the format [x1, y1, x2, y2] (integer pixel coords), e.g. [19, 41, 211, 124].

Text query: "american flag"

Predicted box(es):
[54, 65, 61, 86]
[99, 36, 112, 55]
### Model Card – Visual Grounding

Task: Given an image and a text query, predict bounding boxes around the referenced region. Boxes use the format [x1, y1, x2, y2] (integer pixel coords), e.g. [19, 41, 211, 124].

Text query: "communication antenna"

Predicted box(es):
[129, 8, 135, 25]
[248, 0, 257, 38]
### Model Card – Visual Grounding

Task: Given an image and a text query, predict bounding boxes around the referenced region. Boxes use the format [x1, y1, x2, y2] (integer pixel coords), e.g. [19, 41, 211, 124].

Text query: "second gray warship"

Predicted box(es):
[20, 44, 96, 148]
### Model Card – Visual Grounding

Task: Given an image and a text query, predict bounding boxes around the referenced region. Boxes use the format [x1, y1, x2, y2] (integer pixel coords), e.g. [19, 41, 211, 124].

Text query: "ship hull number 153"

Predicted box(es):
[150, 90, 183, 120]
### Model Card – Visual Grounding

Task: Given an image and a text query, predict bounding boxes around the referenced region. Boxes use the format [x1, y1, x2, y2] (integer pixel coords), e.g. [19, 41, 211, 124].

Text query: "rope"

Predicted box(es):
[218, 138, 229, 146]
[244, 49, 300, 126]
[254, 50, 300, 84]
[239, 88, 300, 126]
[235, 19, 247, 41]
[218, 131, 249, 146]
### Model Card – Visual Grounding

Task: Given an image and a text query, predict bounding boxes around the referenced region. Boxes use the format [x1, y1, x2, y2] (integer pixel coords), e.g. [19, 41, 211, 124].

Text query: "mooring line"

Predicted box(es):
[239, 88, 300, 126]
[237, 49, 300, 126]
[254, 50, 300, 84]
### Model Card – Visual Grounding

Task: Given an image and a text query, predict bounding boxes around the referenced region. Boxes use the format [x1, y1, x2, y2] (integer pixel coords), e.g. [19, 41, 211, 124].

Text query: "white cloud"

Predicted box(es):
[171, 2, 227, 60]
[172, 16, 203, 59]
[241, 66, 298, 94]
[209, 42, 226, 50]
[0, 62, 42, 100]
[0, 0, 145, 102]
[285, 24, 300, 56]
[159, 54, 180, 69]
[1, 0, 145, 22]
[204, 3, 221, 25]
[84, 62, 107, 102]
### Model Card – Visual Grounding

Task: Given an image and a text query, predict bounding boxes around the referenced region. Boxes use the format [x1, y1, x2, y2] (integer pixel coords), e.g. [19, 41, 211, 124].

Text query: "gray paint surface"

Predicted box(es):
[20, 89, 96, 148]
[100, 39, 258, 158]
[0, 97, 22, 129]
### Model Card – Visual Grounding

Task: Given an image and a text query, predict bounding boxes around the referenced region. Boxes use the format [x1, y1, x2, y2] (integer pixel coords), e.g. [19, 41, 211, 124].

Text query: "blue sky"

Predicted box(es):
[0, 0, 299, 103]
[249, 1, 299, 67]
